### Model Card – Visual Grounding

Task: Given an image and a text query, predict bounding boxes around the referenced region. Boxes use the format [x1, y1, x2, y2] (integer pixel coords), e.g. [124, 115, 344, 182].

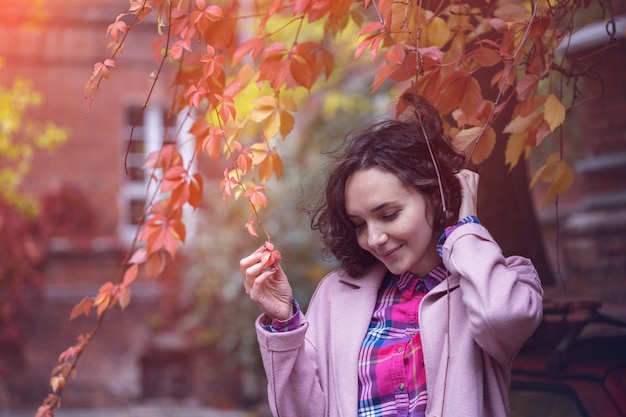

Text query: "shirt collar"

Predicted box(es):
[393, 264, 447, 294]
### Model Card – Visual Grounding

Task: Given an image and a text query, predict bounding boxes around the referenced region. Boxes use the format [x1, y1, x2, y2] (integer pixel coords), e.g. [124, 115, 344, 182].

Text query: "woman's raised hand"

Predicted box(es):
[455, 169, 479, 221]
[240, 243, 294, 321]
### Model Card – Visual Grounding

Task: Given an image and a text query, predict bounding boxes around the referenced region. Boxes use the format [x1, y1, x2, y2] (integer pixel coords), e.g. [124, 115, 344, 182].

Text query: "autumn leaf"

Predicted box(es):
[470, 47, 502, 67]
[93, 282, 115, 317]
[107, 19, 127, 43]
[118, 286, 131, 311]
[69, 297, 93, 321]
[251, 142, 283, 182]
[260, 241, 282, 269]
[505, 132, 527, 170]
[245, 216, 258, 238]
[243, 185, 268, 209]
[544, 93, 566, 132]
[144, 144, 183, 171]
[220, 168, 240, 200]
[233, 36, 266, 66]
[451, 126, 496, 165]
[531, 154, 574, 207]
[236, 147, 253, 175]
[289, 42, 318, 89]
[129, 247, 149, 264]
[145, 250, 166, 278]
[516, 74, 540, 101]
[122, 264, 138, 287]
[201, 126, 225, 160]
[58, 344, 83, 364]
[427, 16, 451, 48]
[50, 375, 66, 392]
[140, 213, 185, 257]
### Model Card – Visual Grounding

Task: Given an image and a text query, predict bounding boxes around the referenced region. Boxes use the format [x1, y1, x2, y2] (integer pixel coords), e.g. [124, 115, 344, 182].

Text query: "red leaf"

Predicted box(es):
[233, 36, 266, 66]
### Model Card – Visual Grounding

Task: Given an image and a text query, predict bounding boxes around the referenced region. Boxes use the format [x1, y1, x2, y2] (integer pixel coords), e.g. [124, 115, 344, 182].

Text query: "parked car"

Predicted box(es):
[510, 297, 626, 417]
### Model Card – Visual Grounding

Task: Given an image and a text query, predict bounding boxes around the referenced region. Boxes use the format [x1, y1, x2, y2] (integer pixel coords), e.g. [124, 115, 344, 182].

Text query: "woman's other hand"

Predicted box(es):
[455, 169, 479, 221]
[240, 244, 294, 320]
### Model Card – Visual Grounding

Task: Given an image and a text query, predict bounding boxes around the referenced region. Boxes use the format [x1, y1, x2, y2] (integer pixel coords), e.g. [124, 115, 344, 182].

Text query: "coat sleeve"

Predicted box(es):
[255, 312, 326, 417]
[440, 223, 544, 365]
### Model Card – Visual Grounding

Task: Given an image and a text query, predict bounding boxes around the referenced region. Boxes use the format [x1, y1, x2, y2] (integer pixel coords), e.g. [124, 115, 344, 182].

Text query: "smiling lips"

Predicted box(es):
[378, 244, 403, 259]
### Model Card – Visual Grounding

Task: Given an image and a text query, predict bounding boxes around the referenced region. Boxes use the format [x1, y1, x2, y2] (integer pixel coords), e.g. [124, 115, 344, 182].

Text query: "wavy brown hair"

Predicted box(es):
[310, 96, 466, 277]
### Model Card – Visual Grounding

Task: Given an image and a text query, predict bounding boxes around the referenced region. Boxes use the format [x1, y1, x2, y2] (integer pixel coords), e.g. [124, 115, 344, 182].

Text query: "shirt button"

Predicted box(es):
[398, 346, 403, 353]
[399, 383, 406, 390]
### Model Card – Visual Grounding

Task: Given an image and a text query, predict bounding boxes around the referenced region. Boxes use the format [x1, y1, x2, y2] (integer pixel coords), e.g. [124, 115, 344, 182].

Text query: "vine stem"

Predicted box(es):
[465, 0, 541, 165]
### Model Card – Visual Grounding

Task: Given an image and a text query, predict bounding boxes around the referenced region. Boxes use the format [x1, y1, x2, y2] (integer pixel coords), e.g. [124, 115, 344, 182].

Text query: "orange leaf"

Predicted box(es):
[452, 126, 496, 165]
[118, 286, 131, 311]
[243, 186, 268, 209]
[245, 216, 258, 238]
[236, 148, 254, 174]
[470, 47, 502, 67]
[279, 109, 295, 137]
[260, 242, 282, 269]
[145, 250, 166, 278]
[69, 297, 93, 321]
[123, 264, 138, 287]
[201, 126, 225, 160]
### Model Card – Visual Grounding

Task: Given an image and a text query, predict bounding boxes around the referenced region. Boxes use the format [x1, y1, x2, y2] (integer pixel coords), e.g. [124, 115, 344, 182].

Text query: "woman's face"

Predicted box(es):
[344, 166, 440, 276]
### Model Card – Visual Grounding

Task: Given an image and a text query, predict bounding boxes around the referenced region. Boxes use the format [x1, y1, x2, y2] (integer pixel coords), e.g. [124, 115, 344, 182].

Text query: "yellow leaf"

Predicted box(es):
[505, 132, 526, 170]
[50, 375, 65, 392]
[544, 93, 566, 132]
[451, 126, 483, 154]
[503, 112, 541, 135]
[262, 111, 280, 140]
[530, 154, 574, 207]
[542, 158, 573, 207]
[249, 96, 277, 122]
[428, 17, 451, 48]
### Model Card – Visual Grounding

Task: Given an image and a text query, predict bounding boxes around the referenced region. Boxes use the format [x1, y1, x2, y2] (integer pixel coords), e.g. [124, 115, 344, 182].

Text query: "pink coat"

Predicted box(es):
[256, 223, 544, 417]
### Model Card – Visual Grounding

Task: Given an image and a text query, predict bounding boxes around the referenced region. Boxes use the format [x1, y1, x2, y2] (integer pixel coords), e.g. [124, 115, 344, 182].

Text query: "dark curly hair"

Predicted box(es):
[310, 95, 466, 277]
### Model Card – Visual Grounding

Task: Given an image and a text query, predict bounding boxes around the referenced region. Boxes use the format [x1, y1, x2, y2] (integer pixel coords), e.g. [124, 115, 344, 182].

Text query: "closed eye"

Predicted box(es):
[382, 210, 400, 221]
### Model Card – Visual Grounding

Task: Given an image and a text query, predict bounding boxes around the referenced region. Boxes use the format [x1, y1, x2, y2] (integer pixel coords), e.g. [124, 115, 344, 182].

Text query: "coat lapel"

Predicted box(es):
[329, 264, 386, 417]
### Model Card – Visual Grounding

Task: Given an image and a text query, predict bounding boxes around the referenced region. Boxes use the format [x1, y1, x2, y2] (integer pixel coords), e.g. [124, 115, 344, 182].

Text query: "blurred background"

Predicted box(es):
[0, 0, 625, 416]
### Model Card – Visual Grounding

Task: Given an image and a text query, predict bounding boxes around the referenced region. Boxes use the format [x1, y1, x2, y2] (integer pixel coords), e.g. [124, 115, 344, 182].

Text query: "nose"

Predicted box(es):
[367, 224, 388, 249]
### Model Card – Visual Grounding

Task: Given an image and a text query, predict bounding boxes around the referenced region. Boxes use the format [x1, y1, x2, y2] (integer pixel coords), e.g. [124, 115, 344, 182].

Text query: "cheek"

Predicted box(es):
[355, 229, 369, 250]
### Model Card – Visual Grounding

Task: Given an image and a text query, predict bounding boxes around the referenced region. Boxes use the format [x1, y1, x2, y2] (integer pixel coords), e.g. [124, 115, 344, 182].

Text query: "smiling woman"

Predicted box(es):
[344, 166, 439, 277]
[239, 95, 544, 417]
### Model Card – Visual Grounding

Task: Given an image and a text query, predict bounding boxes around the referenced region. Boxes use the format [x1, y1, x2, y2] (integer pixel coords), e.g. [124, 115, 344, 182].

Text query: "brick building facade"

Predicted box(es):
[0, 0, 204, 411]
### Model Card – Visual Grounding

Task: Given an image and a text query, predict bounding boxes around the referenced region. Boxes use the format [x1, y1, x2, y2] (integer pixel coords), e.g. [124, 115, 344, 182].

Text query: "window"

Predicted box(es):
[119, 105, 194, 245]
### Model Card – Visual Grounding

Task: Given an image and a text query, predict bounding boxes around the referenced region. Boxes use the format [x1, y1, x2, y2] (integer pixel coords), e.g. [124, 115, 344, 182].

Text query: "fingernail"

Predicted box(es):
[269, 267, 276, 273]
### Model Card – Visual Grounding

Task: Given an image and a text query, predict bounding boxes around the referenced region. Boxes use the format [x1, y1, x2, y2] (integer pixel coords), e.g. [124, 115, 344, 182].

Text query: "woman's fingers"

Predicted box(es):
[455, 169, 479, 220]
[239, 246, 293, 320]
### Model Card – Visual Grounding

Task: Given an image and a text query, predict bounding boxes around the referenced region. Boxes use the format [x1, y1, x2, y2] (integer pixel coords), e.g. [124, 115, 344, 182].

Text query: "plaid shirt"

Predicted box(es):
[357, 265, 447, 417]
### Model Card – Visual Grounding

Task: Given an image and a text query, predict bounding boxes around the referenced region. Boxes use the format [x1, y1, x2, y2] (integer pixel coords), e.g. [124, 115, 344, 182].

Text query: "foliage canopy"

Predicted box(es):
[36, 0, 617, 415]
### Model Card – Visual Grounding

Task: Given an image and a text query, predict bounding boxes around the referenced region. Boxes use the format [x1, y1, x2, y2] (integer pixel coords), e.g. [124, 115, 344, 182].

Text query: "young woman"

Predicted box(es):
[240, 96, 544, 417]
